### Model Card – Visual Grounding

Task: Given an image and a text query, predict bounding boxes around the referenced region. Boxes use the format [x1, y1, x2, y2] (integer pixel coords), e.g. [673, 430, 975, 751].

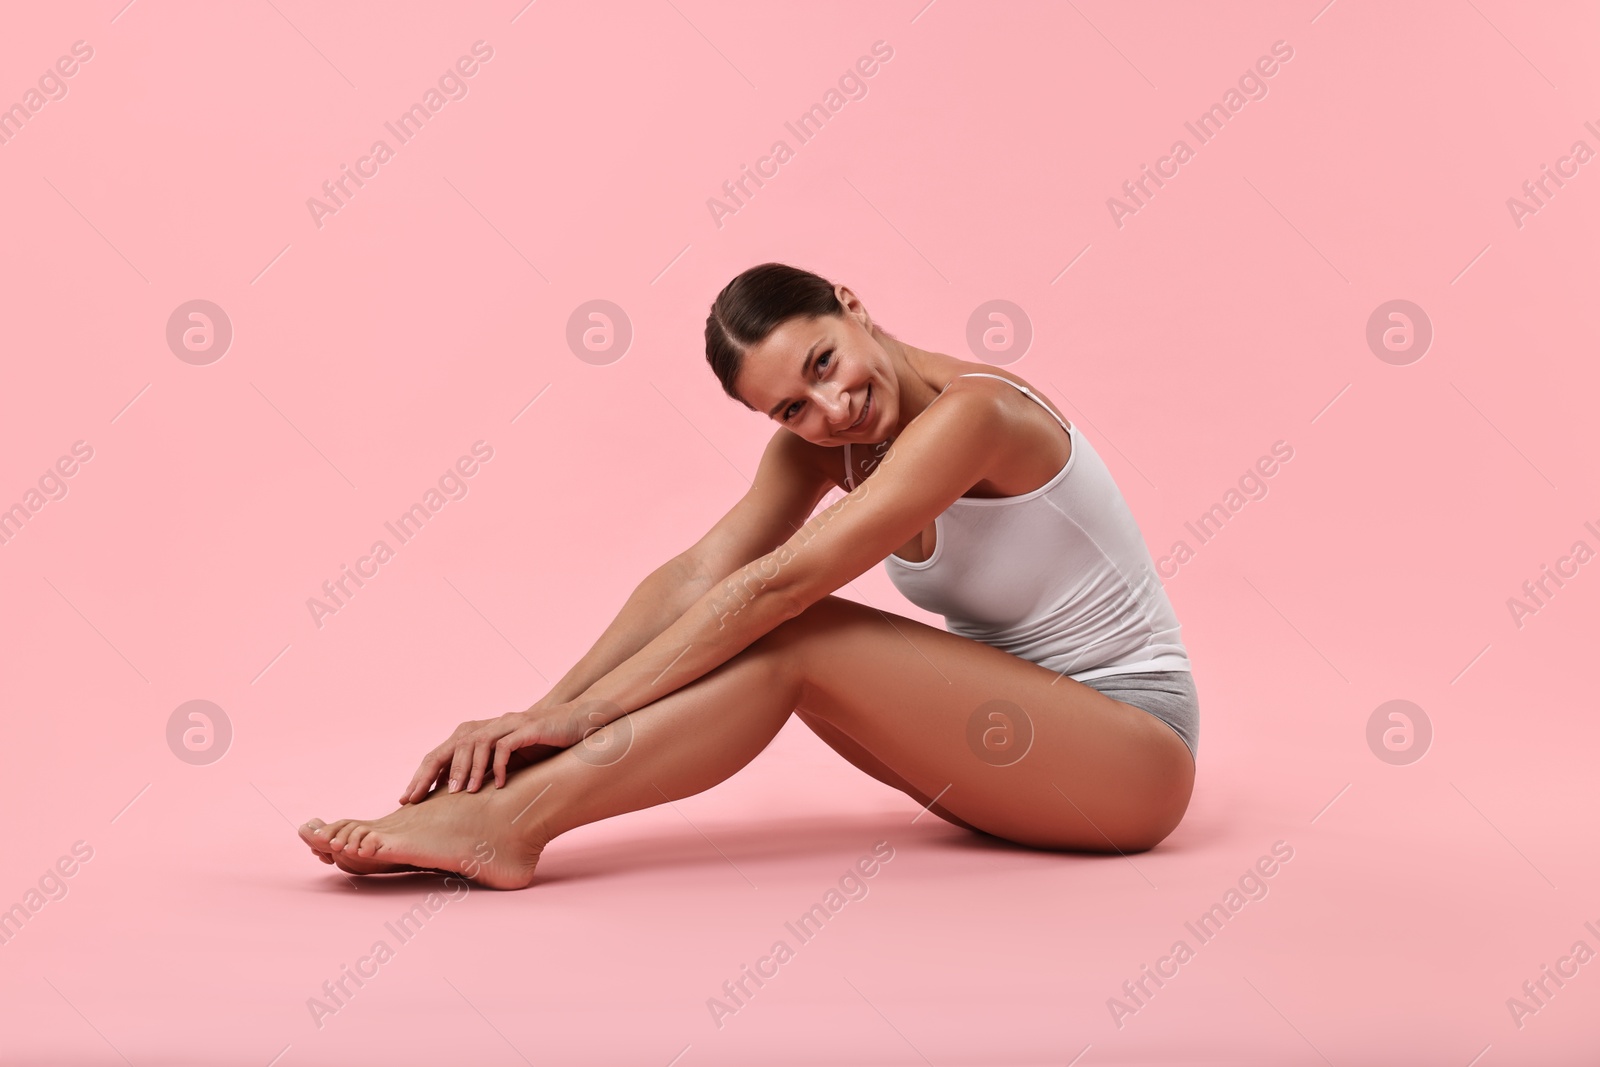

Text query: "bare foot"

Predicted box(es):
[397, 745, 558, 806]
[299, 780, 546, 889]
[299, 818, 449, 876]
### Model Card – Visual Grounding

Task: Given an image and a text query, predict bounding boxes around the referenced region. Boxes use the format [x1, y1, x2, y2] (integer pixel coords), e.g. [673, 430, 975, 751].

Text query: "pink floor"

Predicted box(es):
[3, 1, 1598, 1064]
[5, 679, 1600, 1066]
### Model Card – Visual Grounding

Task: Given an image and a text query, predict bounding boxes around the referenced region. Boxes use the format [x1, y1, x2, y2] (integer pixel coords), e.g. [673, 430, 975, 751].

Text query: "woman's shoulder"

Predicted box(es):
[940, 369, 1072, 430]
[938, 367, 1036, 397]
[925, 368, 1039, 422]
[929, 370, 1074, 497]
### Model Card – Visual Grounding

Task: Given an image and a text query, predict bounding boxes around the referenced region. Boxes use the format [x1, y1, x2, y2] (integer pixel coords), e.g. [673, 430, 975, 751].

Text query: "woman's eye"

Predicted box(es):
[780, 351, 833, 422]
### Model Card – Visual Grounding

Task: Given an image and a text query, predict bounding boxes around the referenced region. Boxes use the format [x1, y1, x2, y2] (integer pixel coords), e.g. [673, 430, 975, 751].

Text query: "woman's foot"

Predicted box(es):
[299, 780, 547, 889]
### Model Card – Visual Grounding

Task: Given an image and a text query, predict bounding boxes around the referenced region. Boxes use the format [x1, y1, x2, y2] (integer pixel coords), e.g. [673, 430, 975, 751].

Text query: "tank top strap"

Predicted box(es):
[953, 372, 1072, 434]
[843, 442, 855, 490]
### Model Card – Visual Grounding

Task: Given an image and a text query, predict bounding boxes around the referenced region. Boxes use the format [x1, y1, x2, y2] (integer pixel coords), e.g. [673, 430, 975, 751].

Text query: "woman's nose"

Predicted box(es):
[821, 385, 849, 423]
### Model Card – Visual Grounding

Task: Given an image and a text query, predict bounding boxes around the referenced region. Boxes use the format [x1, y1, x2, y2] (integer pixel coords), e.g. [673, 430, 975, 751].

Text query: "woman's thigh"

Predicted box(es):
[757, 595, 1196, 852]
[790, 708, 989, 835]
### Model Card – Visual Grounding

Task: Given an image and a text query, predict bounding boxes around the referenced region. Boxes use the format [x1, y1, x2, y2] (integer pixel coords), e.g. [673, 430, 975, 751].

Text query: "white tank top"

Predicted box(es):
[845, 372, 1190, 682]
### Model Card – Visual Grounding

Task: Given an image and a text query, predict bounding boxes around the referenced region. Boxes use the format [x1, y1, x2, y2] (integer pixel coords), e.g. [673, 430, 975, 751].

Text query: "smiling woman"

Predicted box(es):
[299, 261, 1202, 890]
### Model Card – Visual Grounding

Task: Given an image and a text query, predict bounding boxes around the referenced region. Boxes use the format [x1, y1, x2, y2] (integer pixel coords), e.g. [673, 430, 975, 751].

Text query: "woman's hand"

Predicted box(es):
[399, 706, 591, 804]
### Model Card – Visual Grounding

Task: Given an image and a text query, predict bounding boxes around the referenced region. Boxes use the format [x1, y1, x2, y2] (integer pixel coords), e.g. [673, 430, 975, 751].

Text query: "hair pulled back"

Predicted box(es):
[705, 262, 889, 410]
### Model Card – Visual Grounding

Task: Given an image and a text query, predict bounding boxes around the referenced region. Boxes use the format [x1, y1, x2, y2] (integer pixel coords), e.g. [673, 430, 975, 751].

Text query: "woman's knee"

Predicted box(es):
[739, 616, 810, 696]
[745, 595, 848, 671]
[762, 595, 864, 650]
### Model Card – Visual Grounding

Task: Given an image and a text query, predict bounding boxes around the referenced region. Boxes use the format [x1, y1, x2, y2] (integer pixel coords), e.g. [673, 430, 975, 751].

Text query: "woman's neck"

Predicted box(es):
[883, 337, 956, 440]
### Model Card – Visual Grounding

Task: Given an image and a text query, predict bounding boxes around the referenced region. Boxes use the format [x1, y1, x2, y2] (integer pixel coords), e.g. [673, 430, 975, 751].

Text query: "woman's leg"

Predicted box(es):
[789, 707, 988, 835]
[300, 595, 1195, 887]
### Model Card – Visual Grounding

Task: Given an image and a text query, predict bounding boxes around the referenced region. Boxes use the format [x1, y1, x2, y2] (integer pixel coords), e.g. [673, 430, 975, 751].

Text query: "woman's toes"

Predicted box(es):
[300, 820, 336, 855]
[329, 822, 359, 852]
[355, 830, 383, 858]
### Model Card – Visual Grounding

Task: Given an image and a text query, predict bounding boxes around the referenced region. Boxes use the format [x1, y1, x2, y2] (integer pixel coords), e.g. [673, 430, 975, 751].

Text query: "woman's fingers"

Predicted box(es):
[415, 755, 447, 802]
[466, 736, 496, 793]
[492, 729, 531, 789]
[402, 748, 450, 804]
[464, 714, 533, 792]
[447, 741, 476, 794]
[398, 715, 535, 797]
[401, 720, 486, 803]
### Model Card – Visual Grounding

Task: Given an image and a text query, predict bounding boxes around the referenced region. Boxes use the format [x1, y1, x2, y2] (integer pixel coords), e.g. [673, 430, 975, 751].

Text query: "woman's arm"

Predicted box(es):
[530, 430, 839, 709]
[412, 386, 1008, 796]
[401, 554, 716, 802]
[538, 384, 1011, 752]
[522, 554, 715, 713]
[401, 428, 835, 800]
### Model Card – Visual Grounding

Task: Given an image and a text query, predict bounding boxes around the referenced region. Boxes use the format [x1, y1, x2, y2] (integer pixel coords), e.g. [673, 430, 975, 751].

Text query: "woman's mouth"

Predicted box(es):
[847, 384, 872, 433]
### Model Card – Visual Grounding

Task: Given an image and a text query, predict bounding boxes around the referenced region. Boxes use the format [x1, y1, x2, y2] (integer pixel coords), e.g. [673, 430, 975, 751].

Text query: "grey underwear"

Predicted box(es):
[1075, 669, 1199, 762]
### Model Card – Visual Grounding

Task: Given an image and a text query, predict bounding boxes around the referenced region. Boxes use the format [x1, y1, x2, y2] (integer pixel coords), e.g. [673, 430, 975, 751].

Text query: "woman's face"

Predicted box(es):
[736, 310, 891, 447]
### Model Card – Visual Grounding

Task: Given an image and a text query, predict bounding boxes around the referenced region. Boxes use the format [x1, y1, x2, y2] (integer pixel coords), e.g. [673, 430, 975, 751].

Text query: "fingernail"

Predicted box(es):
[449, 778, 460, 793]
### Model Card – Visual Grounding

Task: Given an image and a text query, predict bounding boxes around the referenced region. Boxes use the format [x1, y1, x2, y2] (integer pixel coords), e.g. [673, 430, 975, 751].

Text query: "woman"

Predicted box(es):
[300, 262, 1199, 889]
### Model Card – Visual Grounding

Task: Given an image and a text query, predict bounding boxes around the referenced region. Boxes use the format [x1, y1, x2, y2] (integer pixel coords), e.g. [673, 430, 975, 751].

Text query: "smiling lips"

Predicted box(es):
[846, 383, 872, 433]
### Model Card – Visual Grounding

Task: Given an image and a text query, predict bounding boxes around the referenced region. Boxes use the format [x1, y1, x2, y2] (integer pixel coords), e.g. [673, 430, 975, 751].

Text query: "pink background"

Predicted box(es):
[2, 1, 1597, 1063]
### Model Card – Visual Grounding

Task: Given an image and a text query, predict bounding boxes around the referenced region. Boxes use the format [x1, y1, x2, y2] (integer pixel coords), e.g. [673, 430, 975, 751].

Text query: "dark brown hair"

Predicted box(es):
[704, 262, 891, 410]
